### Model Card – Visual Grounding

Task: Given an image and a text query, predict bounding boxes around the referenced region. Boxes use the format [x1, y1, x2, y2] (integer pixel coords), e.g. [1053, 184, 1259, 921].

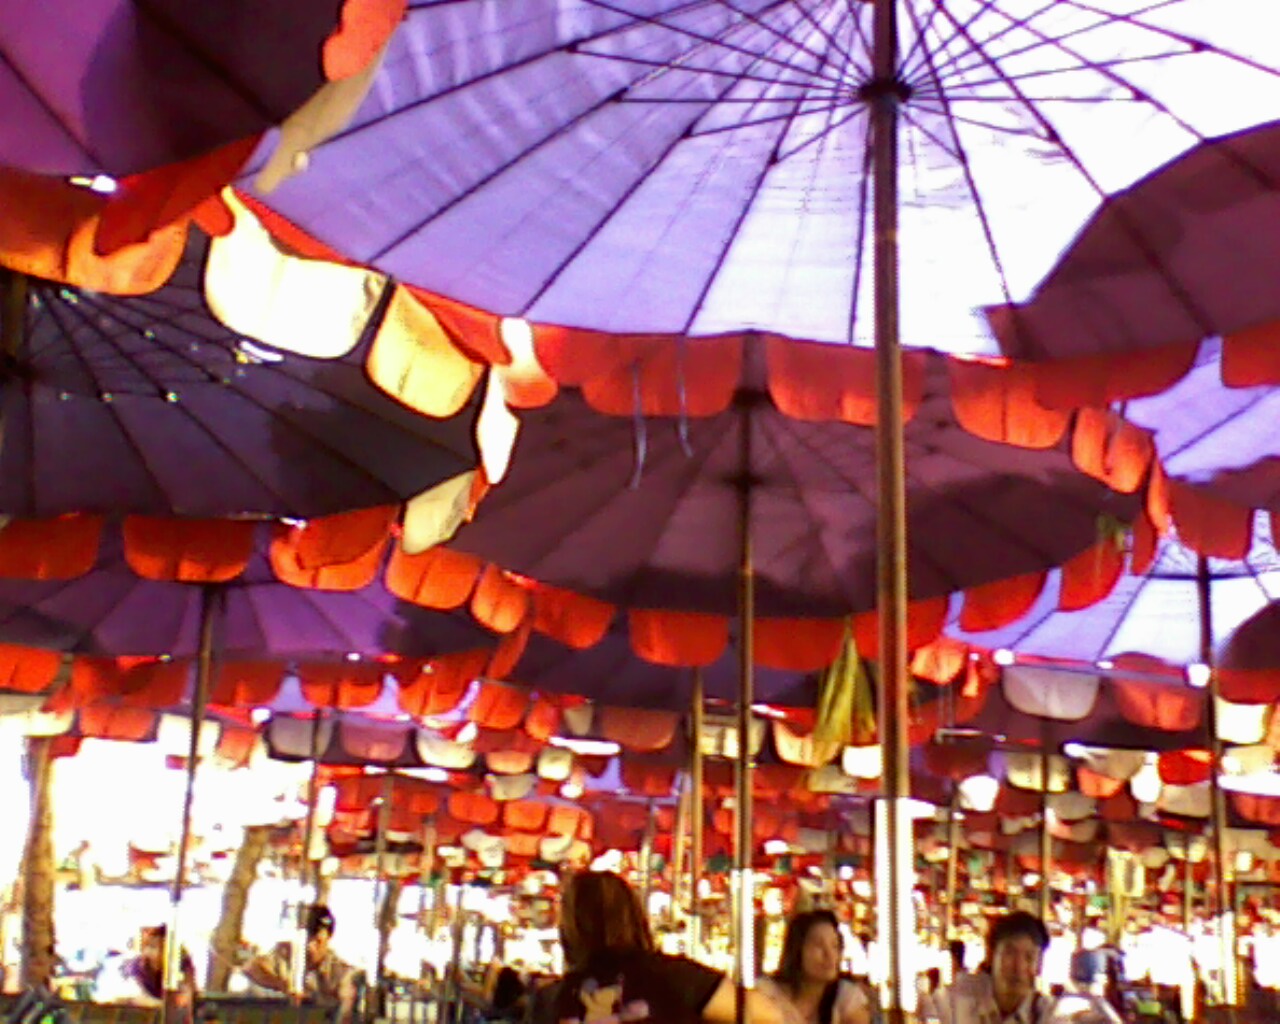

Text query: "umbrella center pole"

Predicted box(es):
[733, 406, 756, 1024]
[689, 670, 706, 959]
[164, 585, 223, 1024]
[871, 2, 915, 1022]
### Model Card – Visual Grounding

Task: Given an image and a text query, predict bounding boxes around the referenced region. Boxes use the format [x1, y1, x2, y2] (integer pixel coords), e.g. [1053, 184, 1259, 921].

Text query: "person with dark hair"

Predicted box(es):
[537, 870, 784, 1024]
[948, 941, 968, 981]
[96, 925, 196, 1009]
[756, 911, 870, 1024]
[244, 904, 359, 1020]
[920, 912, 1053, 1024]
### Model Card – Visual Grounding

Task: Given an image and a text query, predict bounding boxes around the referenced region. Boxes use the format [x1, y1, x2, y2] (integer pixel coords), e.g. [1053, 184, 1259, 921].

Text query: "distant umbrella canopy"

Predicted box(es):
[448, 338, 1140, 617]
[244, 1, 1280, 356]
[0, 234, 478, 518]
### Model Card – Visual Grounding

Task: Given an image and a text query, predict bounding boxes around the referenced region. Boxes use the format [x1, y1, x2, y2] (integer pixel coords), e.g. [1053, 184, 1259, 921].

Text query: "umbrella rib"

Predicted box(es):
[53, 293, 307, 511]
[133, 0, 288, 122]
[42, 298, 173, 512]
[928, 0, 1222, 344]
[1156, 389, 1272, 470]
[844, 109, 875, 344]
[0, 44, 106, 167]
[1093, 564, 1159, 662]
[706, 0, 847, 76]
[788, 0, 864, 77]
[580, 0, 849, 89]
[901, 3, 1014, 311]
[518, 34, 814, 321]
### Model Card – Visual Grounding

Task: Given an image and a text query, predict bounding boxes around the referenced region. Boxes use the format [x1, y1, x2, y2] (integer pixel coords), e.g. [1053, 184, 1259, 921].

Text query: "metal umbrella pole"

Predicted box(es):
[671, 768, 690, 931]
[164, 584, 224, 1024]
[871, 3, 915, 1021]
[733, 399, 756, 1024]
[638, 798, 657, 923]
[414, 817, 437, 1024]
[690, 669, 706, 959]
[1039, 741, 1053, 922]
[1197, 556, 1238, 1015]
[944, 790, 960, 945]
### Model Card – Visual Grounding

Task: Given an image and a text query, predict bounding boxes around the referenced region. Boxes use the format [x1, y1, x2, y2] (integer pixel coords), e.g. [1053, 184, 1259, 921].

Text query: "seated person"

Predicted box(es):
[95, 925, 196, 1010]
[244, 905, 359, 1021]
[921, 912, 1053, 1024]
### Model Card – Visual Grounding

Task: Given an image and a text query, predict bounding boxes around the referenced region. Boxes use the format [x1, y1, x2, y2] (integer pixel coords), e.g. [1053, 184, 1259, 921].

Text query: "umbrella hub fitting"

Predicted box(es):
[857, 77, 914, 105]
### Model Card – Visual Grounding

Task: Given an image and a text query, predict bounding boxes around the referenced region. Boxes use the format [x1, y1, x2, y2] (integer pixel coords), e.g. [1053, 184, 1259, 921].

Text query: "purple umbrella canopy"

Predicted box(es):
[0, 525, 493, 660]
[0, 232, 478, 517]
[447, 338, 1140, 618]
[0, 0, 401, 176]
[949, 515, 1280, 669]
[243, 2, 1280, 356]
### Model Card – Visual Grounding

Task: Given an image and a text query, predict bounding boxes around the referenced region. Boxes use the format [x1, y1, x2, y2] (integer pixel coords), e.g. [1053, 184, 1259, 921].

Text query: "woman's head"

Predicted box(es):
[775, 910, 843, 990]
[558, 871, 654, 969]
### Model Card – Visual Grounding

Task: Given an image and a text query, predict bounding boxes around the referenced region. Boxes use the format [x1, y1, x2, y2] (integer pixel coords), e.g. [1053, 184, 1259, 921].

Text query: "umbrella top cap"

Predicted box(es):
[857, 77, 914, 104]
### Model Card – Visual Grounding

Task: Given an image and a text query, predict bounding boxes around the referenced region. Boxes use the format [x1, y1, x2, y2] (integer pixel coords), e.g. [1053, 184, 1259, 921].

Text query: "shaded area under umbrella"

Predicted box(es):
[0, 232, 478, 517]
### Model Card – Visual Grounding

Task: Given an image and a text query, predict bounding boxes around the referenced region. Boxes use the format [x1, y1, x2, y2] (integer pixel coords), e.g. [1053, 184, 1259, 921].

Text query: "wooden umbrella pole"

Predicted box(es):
[1039, 741, 1052, 922]
[671, 769, 689, 929]
[945, 790, 960, 943]
[1183, 837, 1194, 936]
[373, 773, 396, 1015]
[639, 798, 657, 923]
[291, 712, 326, 1000]
[734, 399, 756, 1024]
[690, 670, 706, 958]
[414, 818, 437, 1024]
[1197, 556, 1238, 1014]
[164, 585, 223, 1024]
[871, 1, 914, 1021]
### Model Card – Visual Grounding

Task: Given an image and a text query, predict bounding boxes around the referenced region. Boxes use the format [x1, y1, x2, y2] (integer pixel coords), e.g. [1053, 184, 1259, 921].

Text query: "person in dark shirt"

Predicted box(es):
[539, 870, 783, 1024]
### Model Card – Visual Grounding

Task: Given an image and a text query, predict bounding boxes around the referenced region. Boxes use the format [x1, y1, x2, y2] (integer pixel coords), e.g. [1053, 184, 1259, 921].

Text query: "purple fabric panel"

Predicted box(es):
[0, 0, 343, 174]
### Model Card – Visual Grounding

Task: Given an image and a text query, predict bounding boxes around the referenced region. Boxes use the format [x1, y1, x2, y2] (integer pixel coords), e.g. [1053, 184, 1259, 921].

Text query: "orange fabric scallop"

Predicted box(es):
[1218, 668, 1280, 705]
[95, 136, 261, 255]
[487, 749, 535, 775]
[1223, 320, 1280, 388]
[995, 785, 1042, 818]
[406, 287, 510, 367]
[1112, 678, 1204, 732]
[1131, 511, 1158, 577]
[504, 831, 542, 859]
[0, 645, 61, 693]
[447, 791, 500, 827]
[77, 704, 156, 742]
[1077, 766, 1125, 800]
[123, 517, 254, 582]
[922, 739, 991, 780]
[0, 168, 185, 293]
[1167, 483, 1252, 561]
[958, 572, 1046, 633]
[1231, 792, 1280, 828]
[271, 526, 387, 591]
[547, 805, 590, 837]
[850, 597, 947, 659]
[67, 657, 187, 709]
[1158, 750, 1213, 786]
[630, 609, 729, 667]
[1146, 462, 1172, 535]
[297, 663, 385, 709]
[211, 662, 285, 706]
[1030, 343, 1198, 411]
[532, 585, 615, 649]
[754, 617, 845, 671]
[504, 800, 549, 833]
[765, 336, 925, 425]
[620, 762, 677, 798]
[1071, 408, 1154, 494]
[397, 650, 486, 717]
[467, 682, 529, 730]
[1058, 538, 1125, 613]
[0, 515, 101, 580]
[486, 612, 533, 680]
[910, 637, 969, 686]
[471, 565, 532, 634]
[523, 699, 561, 744]
[947, 359, 1069, 449]
[214, 725, 258, 768]
[385, 545, 482, 609]
[323, 0, 408, 80]
[535, 331, 743, 417]
[286, 506, 398, 571]
[597, 706, 680, 752]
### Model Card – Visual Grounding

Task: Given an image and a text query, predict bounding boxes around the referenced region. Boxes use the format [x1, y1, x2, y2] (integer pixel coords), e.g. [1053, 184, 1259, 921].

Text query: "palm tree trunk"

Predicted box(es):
[21, 736, 56, 988]
[207, 825, 272, 992]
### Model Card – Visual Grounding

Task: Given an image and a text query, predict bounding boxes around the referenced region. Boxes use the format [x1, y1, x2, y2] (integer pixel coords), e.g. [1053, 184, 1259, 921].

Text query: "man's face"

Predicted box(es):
[991, 934, 1042, 1004]
[307, 928, 331, 963]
